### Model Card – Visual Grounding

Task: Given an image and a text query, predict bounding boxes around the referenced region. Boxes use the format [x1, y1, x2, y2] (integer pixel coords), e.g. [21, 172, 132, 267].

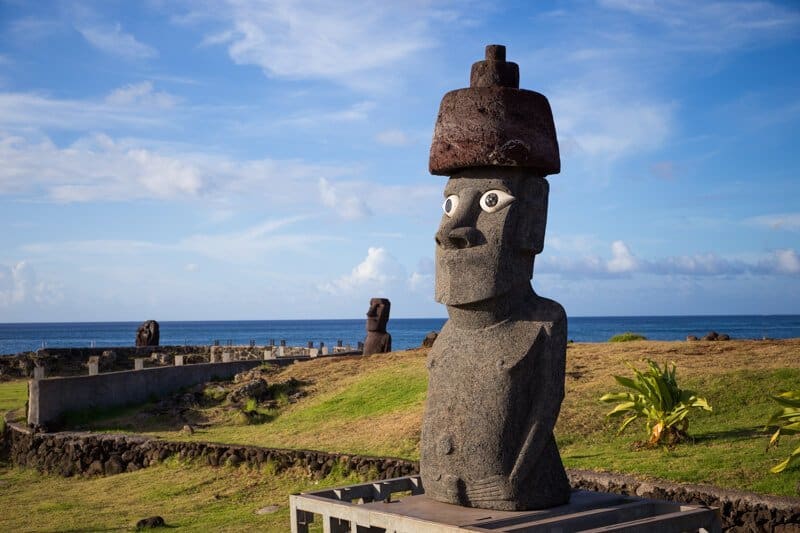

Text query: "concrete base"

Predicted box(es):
[290, 476, 721, 533]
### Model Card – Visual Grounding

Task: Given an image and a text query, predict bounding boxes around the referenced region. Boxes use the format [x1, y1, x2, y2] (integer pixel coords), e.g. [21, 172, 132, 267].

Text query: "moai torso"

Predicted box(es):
[363, 298, 392, 356]
[419, 45, 570, 511]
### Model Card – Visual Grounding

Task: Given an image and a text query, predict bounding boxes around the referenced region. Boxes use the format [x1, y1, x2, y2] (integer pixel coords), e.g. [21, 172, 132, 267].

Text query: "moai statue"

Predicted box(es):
[420, 45, 570, 511]
[363, 298, 392, 356]
[135, 320, 160, 347]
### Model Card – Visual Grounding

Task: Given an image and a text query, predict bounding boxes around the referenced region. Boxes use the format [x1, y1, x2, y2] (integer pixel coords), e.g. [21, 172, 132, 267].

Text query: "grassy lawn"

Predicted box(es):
[4, 338, 799, 531]
[0, 379, 27, 414]
[67, 339, 800, 497]
[0, 457, 357, 532]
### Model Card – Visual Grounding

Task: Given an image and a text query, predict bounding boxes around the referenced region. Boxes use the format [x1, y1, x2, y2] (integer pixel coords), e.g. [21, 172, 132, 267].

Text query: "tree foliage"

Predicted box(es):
[766, 390, 800, 473]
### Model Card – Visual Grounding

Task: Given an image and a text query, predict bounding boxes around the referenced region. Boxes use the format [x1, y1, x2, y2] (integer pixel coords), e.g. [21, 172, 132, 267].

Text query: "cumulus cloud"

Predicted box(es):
[0, 261, 62, 307]
[408, 257, 434, 292]
[77, 23, 158, 60]
[606, 240, 639, 273]
[321, 247, 406, 293]
[105, 81, 179, 109]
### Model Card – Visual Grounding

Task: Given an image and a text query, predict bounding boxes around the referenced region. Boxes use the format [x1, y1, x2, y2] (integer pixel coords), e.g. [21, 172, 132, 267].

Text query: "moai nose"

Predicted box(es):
[447, 227, 482, 249]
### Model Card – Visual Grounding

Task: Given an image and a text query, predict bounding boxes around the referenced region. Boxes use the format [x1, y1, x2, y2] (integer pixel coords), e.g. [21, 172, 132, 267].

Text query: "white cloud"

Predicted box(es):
[599, 0, 800, 52]
[77, 23, 158, 60]
[278, 101, 376, 127]
[105, 81, 179, 109]
[188, 0, 457, 88]
[0, 261, 62, 307]
[541, 242, 800, 278]
[606, 240, 638, 273]
[321, 247, 406, 293]
[746, 213, 800, 231]
[552, 89, 673, 160]
[767, 249, 800, 275]
[0, 131, 348, 204]
[0, 92, 171, 131]
[375, 129, 411, 146]
[184, 263, 199, 272]
[318, 177, 372, 220]
[408, 257, 434, 292]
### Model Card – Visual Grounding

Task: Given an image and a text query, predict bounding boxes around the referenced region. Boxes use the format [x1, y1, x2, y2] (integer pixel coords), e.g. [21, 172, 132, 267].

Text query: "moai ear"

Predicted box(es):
[515, 177, 549, 254]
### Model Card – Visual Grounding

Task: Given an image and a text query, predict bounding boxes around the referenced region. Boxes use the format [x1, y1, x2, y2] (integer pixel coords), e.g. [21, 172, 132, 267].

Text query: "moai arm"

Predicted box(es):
[467, 316, 567, 503]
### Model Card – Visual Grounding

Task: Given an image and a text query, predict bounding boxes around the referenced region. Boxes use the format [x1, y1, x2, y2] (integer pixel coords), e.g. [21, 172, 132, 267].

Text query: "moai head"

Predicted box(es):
[430, 45, 560, 306]
[366, 298, 391, 332]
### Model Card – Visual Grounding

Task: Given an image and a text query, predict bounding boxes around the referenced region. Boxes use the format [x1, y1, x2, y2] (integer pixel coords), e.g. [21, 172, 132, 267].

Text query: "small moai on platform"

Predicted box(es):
[135, 320, 160, 347]
[420, 44, 570, 511]
[87, 356, 100, 376]
[174, 355, 185, 366]
[363, 298, 392, 356]
[320, 342, 328, 355]
[134, 357, 147, 370]
[357, 341, 364, 352]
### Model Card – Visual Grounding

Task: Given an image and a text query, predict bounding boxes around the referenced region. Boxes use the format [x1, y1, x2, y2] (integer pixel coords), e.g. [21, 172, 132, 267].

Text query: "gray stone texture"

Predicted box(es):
[363, 298, 392, 356]
[420, 44, 569, 511]
[135, 320, 160, 347]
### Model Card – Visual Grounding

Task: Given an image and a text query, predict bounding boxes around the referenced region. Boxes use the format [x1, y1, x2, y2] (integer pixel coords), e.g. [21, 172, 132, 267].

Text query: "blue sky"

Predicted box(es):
[0, 0, 798, 322]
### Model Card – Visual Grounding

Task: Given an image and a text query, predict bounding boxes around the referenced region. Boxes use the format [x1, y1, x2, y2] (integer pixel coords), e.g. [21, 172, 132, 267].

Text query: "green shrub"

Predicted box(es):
[766, 390, 800, 473]
[609, 332, 647, 342]
[600, 359, 712, 446]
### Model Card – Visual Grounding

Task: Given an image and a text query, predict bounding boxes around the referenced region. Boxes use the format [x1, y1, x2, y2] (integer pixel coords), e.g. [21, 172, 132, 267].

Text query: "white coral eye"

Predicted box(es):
[442, 194, 459, 217]
[479, 190, 515, 213]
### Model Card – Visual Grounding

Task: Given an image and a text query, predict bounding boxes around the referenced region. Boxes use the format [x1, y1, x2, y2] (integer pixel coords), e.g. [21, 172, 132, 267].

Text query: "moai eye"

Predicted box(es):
[479, 190, 515, 213]
[442, 194, 459, 217]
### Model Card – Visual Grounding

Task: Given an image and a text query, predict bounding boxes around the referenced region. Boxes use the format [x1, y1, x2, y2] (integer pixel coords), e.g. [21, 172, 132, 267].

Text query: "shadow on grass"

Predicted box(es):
[692, 426, 767, 443]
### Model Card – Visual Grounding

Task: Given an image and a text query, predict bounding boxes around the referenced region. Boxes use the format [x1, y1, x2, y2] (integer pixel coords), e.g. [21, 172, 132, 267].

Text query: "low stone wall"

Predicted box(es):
[1, 422, 797, 530]
[3, 424, 415, 480]
[28, 360, 262, 428]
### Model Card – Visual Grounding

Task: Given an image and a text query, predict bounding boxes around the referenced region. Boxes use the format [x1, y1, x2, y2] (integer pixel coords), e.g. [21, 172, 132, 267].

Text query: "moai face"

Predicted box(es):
[366, 298, 391, 332]
[435, 167, 549, 306]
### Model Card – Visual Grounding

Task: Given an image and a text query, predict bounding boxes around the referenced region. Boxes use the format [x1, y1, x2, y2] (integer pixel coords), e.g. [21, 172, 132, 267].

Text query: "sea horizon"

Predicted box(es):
[1, 314, 799, 356]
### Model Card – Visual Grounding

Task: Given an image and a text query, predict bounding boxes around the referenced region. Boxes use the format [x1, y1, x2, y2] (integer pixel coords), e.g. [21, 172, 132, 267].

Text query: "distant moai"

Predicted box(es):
[363, 298, 392, 356]
[135, 320, 160, 347]
[419, 45, 570, 511]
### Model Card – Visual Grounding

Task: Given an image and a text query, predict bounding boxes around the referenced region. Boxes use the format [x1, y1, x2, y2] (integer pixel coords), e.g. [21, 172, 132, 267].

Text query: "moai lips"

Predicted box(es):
[420, 45, 571, 511]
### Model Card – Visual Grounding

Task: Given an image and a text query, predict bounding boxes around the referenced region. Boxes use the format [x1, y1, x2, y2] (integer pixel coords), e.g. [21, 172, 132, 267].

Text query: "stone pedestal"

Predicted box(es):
[174, 355, 184, 366]
[33, 366, 46, 380]
[134, 358, 146, 370]
[289, 476, 722, 533]
[278, 346, 285, 357]
[222, 352, 232, 363]
[321, 345, 329, 356]
[264, 348, 276, 360]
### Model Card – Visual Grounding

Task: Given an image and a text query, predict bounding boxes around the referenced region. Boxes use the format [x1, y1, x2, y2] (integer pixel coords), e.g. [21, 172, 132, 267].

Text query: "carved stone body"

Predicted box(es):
[419, 45, 570, 511]
[135, 320, 160, 347]
[363, 298, 392, 356]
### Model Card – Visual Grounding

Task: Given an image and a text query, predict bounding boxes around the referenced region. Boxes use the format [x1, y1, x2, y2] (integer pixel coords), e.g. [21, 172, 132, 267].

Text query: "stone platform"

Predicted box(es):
[290, 475, 722, 532]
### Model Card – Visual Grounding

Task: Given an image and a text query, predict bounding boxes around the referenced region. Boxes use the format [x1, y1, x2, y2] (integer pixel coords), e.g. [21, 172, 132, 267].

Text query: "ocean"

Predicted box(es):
[1, 315, 798, 356]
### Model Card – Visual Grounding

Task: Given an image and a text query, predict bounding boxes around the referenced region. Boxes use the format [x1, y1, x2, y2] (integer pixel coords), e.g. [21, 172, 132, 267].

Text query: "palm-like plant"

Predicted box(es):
[600, 359, 712, 446]
[766, 390, 800, 473]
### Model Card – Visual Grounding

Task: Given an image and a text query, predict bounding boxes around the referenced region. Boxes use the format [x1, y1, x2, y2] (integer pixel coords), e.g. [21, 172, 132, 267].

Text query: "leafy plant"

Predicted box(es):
[600, 359, 712, 446]
[609, 332, 647, 342]
[765, 390, 800, 473]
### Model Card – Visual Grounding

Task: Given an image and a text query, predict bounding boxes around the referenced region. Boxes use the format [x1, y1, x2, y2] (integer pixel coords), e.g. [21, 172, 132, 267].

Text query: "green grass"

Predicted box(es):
[0, 380, 28, 414]
[559, 368, 800, 496]
[0, 457, 362, 532]
[609, 332, 648, 342]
